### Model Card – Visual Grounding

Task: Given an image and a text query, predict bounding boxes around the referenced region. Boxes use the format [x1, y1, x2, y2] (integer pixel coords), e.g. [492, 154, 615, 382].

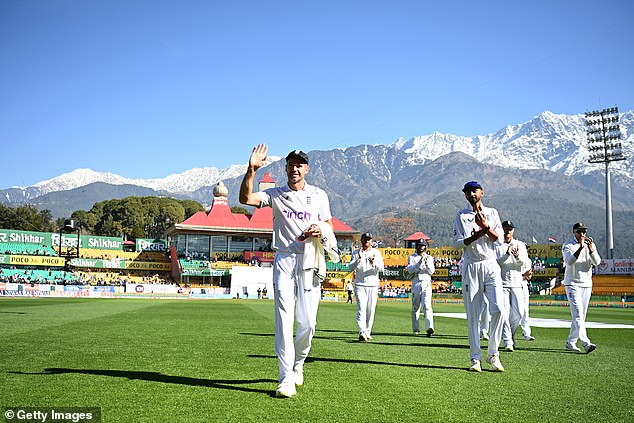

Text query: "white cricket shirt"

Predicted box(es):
[453, 204, 502, 263]
[256, 183, 332, 254]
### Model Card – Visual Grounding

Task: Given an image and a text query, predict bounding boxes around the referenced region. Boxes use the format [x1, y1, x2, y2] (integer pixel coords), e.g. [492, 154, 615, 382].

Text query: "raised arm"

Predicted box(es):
[239, 144, 268, 207]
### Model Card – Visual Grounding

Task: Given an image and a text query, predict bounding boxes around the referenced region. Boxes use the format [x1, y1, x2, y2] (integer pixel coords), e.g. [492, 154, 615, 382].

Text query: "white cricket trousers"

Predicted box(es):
[501, 286, 525, 347]
[411, 280, 434, 333]
[355, 285, 378, 338]
[565, 285, 593, 347]
[273, 252, 321, 385]
[462, 259, 504, 361]
[479, 296, 490, 337]
[520, 283, 532, 336]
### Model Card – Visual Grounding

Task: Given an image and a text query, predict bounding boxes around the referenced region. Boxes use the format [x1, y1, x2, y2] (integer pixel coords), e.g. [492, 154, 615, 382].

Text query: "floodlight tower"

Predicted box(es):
[58, 219, 81, 272]
[585, 106, 626, 259]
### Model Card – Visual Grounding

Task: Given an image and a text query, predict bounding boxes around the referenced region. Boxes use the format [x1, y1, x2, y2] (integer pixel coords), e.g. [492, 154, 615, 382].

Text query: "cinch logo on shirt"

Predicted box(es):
[283, 209, 312, 221]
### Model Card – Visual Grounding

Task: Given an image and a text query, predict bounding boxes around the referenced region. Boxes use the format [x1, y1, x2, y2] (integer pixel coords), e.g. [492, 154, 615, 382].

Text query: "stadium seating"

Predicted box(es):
[0, 268, 77, 283]
[327, 262, 351, 271]
[551, 275, 634, 296]
[0, 242, 57, 256]
[78, 248, 168, 262]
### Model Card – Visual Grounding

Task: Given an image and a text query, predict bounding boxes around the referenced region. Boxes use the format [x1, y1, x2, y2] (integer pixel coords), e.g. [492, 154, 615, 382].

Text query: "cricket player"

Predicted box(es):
[406, 238, 435, 336]
[453, 181, 505, 372]
[496, 220, 532, 352]
[239, 144, 333, 398]
[562, 222, 600, 353]
[349, 232, 384, 342]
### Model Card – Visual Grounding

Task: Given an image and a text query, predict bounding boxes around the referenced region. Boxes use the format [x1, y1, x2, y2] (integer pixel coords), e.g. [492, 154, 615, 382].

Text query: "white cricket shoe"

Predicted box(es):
[504, 345, 514, 352]
[480, 332, 490, 341]
[294, 368, 304, 386]
[522, 335, 535, 341]
[276, 381, 297, 398]
[565, 343, 581, 352]
[486, 354, 505, 372]
[584, 343, 597, 354]
[469, 359, 482, 373]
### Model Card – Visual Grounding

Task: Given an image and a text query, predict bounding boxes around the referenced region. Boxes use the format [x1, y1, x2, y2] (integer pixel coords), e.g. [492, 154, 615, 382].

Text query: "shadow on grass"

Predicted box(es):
[358, 340, 470, 350]
[242, 330, 471, 349]
[0, 311, 27, 314]
[241, 331, 567, 355]
[316, 328, 469, 340]
[502, 347, 577, 354]
[10, 369, 278, 395]
[248, 354, 468, 371]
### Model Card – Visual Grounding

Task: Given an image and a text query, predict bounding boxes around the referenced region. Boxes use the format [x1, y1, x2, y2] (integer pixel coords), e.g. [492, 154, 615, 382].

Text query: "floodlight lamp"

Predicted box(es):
[63, 219, 76, 231]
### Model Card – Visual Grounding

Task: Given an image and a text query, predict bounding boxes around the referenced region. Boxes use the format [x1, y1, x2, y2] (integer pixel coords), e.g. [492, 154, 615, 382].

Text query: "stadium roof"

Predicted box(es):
[175, 176, 356, 236]
[404, 232, 433, 243]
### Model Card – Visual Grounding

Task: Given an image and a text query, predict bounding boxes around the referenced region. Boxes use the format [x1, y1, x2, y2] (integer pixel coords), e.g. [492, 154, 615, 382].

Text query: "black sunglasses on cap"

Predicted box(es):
[576, 229, 587, 234]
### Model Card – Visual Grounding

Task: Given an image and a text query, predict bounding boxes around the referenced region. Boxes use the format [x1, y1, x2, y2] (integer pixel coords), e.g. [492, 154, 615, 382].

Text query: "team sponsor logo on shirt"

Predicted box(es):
[282, 209, 312, 221]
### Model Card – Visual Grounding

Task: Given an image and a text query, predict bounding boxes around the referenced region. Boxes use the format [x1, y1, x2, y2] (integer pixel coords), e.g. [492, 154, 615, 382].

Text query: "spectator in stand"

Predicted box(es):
[562, 222, 600, 353]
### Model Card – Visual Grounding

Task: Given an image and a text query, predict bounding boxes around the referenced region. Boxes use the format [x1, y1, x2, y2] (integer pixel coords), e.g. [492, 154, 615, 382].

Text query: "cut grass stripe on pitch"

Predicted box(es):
[435, 312, 634, 328]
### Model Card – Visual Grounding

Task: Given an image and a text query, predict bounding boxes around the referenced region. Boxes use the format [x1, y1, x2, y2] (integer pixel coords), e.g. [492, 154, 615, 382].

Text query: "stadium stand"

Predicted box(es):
[0, 268, 77, 283]
[79, 248, 166, 262]
[551, 274, 634, 296]
[1, 242, 57, 256]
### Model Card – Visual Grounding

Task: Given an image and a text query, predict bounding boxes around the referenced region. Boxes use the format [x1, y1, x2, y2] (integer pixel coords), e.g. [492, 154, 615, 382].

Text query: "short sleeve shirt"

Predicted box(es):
[256, 183, 332, 254]
[453, 204, 502, 263]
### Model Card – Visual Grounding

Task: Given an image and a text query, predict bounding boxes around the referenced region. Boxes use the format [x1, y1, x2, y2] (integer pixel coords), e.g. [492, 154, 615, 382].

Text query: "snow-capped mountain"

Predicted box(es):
[30, 166, 245, 195]
[12, 157, 282, 199]
[393, 111, 633, 181]
[1, 110, 633, 213]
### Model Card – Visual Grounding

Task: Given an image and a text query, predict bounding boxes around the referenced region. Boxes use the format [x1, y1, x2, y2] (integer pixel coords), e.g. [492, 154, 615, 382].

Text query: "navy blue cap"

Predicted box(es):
[573, 222, 587, 231]
[286, 150, 309, 164]
[462, 181, 483, 193]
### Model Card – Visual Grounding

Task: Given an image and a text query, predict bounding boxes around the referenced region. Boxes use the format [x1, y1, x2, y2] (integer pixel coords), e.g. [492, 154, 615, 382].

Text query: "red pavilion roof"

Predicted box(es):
[404, 232, 432, 242]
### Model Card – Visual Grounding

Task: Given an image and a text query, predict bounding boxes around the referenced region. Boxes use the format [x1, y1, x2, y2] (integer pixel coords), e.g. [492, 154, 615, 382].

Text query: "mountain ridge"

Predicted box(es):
[3, 110, 632, 201]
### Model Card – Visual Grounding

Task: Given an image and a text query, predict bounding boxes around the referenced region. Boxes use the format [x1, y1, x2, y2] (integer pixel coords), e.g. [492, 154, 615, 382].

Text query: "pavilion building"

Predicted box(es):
[165, 173, 358, 286]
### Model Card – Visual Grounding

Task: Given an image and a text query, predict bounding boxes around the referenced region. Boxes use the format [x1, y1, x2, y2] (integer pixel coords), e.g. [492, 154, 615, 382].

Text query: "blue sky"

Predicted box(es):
[1, 0, 632, 188]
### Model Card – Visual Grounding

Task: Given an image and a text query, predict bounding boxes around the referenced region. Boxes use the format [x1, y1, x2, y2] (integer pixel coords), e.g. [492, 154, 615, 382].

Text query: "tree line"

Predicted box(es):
[0, 197, 205, 240]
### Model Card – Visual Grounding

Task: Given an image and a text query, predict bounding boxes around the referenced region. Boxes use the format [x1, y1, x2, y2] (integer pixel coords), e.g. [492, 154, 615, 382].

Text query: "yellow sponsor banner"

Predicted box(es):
[361, 245, 561, 268]
[9, 255, 66, 267]
[124, 261, 171, 271]
[428, 247, 463, 259]
[380, 247, 414, 258]
[527, 244, 562, 259]
[379, 248, 414, 266]
[380, 247, 464, 266]
[432, 268, 449, 277]
[532, 268, 558, 278]
[326, 271, 354, 281]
